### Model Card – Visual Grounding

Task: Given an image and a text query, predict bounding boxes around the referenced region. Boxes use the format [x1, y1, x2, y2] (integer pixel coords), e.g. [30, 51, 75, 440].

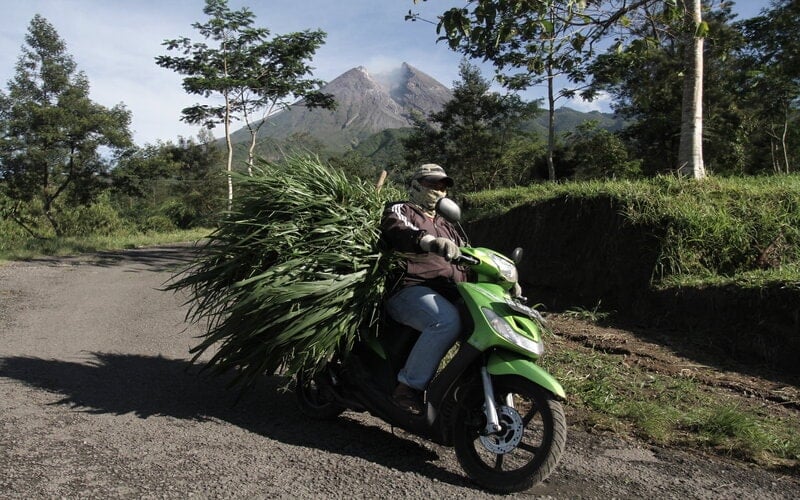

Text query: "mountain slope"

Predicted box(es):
[522, 108, 627, 136]
[230, 63, 452, 151]
[226, 63, 625, 165]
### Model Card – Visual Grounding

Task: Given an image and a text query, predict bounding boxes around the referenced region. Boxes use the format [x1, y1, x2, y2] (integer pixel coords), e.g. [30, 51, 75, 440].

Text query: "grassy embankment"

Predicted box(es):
[464, 174, 800, 470]
[0, 227, 211, 262]
[465, 174, 800, 287]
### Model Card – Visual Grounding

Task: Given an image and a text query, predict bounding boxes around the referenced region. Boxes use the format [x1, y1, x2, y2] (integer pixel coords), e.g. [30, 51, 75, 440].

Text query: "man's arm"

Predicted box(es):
[381, 203, 426, 253]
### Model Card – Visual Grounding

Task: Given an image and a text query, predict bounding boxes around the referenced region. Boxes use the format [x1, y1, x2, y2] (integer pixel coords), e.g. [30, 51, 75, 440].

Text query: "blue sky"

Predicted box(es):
[1, 0, 771, 146]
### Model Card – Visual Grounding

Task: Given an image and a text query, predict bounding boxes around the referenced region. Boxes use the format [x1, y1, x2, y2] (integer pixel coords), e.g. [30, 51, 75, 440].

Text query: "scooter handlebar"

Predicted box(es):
[453, 253, 480, 266]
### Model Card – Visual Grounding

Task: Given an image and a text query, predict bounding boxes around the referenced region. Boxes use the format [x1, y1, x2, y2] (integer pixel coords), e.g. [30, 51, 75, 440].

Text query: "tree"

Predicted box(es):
[422, 0, 606, 181]
[156, 0, 334, 208]
[676, 0, 706, 178]
[402, 61, 539, 192]
[738, 0, 800, 174]
[563, 121, 642, 180]
[589, 2, 743, 176]
[162, 133, 227, 227]
[415, 0, 708, 179]
[0, 15, 132, 237]
[112, 132, 225, 228]
[237, 32, 335, 174]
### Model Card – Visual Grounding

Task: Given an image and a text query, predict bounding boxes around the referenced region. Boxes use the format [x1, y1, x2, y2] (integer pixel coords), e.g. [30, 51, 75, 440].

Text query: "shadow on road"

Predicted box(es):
[0, 352, 471, 489]
[23, 244, 202, 274]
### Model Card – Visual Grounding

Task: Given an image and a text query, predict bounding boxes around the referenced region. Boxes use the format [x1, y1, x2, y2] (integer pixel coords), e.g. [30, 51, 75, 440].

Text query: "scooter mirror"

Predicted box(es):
[511, 247, 524, 264]
[436, 197, 461, 224]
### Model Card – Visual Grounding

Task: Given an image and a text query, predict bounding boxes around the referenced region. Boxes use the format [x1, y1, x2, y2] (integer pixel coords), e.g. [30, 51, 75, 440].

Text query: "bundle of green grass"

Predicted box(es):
[168, 156, 402, 388]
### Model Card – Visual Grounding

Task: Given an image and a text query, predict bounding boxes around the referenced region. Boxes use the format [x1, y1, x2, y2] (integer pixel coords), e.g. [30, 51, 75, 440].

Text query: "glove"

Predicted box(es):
[511, 282, 522, 298]
[420, 235, 461, 261]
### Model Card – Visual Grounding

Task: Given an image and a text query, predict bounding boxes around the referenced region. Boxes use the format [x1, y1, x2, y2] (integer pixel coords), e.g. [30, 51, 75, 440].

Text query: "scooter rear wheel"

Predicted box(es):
[452, 375, 566, 493]
[295, 371, 345, 420]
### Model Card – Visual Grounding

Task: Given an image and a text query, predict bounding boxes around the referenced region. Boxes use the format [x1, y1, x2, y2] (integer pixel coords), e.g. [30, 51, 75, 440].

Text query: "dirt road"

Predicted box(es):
[1, 246, 797, 498]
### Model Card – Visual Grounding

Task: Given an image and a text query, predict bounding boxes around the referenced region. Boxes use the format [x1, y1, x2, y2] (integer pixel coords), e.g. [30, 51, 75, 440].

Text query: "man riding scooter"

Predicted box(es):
[380, 163, 468, 414]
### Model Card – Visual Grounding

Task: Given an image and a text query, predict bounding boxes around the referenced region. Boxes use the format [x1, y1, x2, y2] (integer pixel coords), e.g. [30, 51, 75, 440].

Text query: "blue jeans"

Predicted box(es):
[385, 285, 462, 391]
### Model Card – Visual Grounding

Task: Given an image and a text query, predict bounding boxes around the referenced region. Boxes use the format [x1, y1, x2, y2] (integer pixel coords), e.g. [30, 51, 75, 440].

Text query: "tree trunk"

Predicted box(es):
[247, 130, 256, 176]
[243, 103, 257, 177]
[43, 196, 62, 237]
[769, 138, 779, 173]
[781, 107, 790, 173]
[224, 90, 234, 211]
[677, 0, 706, 179]
[243, 101, 277, 177]
[546, 64, 556, 182]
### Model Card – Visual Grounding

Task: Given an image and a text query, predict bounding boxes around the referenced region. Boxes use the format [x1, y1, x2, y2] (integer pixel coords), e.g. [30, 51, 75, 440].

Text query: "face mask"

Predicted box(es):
[409, 179, 446, 212]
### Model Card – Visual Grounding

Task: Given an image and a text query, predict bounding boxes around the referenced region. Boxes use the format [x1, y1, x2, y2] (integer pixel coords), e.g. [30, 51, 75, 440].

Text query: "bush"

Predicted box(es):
[564, 121, 642, 181]
[55, 195, 129, 237]
[139, 215, 177, 233]
[161, 199, 203, 229]
[0, 217, 29, 251]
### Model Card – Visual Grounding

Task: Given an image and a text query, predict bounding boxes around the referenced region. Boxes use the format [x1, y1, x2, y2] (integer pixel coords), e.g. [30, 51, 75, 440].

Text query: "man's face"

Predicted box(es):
[418, 177, 449, 191]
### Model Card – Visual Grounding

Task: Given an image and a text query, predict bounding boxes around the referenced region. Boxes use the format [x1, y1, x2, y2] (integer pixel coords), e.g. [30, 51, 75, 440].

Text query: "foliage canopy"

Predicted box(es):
[402, 61, 540, 192]
[0, 14, 132, 237]
[155, 0, 334, 204]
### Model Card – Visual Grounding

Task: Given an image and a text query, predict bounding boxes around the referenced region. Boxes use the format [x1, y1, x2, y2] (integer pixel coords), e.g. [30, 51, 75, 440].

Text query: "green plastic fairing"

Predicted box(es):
[487, 350, 566, 399]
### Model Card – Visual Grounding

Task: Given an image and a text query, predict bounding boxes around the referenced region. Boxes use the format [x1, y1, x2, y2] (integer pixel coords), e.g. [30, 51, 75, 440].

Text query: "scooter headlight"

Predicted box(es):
[482, 308, 543, 356]
[490, 253, 519, 283]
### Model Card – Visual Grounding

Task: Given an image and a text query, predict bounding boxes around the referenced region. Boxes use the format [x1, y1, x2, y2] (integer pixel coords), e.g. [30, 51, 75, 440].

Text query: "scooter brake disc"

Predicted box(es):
[479, 405, 524, 454]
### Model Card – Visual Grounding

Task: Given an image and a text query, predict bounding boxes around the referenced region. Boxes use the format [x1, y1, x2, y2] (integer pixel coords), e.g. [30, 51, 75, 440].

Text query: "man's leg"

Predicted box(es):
[386, 285, 461, 391]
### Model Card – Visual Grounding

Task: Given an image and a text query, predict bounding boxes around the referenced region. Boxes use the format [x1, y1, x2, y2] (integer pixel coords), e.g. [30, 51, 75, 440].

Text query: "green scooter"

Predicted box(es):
[295, 198, 566, 493]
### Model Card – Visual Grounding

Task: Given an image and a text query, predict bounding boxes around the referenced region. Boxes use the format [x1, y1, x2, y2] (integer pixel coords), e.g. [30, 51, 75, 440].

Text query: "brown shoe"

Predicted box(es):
[392, 383, 424, 415]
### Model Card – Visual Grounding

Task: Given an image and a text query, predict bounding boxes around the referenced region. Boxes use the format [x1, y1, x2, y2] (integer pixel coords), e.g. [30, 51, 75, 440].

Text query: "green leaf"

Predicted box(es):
[696, 21, 710, 38]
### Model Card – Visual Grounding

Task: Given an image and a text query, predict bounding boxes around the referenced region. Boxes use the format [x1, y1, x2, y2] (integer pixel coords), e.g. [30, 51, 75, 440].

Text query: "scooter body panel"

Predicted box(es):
[456, 281, 545, 359]
[486, 350, 566, 399]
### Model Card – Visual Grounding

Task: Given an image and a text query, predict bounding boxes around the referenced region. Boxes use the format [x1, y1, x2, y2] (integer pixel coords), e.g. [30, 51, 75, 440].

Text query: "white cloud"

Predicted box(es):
[564, 91, 614, 114]
[363, 55, 405, 76]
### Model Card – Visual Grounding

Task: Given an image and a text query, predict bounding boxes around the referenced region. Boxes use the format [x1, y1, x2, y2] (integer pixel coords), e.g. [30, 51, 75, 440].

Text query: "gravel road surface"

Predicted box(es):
[1, 246, 797, 498]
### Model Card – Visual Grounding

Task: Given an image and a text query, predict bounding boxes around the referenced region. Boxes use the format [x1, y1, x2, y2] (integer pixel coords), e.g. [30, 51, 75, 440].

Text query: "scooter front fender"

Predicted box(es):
[487, 350, 566, 400]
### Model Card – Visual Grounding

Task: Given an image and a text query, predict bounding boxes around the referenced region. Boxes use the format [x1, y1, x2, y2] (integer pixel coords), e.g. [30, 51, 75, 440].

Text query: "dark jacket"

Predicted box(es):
[380, 201, 469, 297]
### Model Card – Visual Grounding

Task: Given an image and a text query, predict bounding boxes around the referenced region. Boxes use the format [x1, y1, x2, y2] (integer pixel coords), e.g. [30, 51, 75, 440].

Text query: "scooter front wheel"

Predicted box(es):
[295, 371, 345, 420]
[452, 375, 566, 493]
